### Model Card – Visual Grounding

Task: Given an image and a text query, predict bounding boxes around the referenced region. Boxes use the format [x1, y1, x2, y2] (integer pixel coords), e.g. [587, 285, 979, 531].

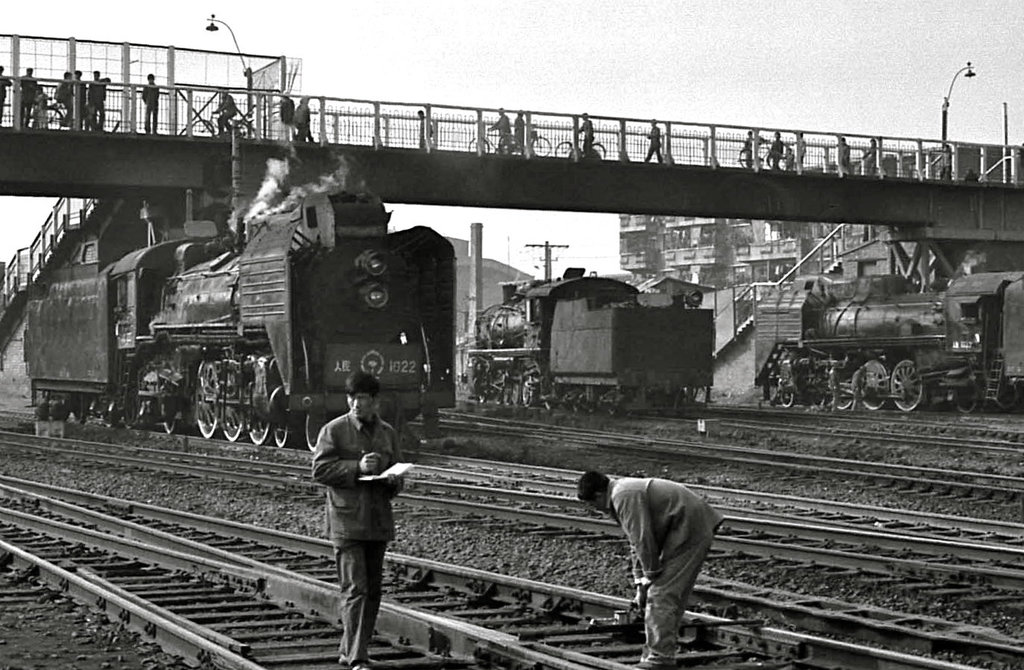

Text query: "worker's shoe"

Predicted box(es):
[637, 660, 676, 670]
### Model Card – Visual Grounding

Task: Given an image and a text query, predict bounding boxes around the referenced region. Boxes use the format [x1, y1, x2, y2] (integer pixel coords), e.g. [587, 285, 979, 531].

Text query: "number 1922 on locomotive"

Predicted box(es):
[325, 343, 423, 387]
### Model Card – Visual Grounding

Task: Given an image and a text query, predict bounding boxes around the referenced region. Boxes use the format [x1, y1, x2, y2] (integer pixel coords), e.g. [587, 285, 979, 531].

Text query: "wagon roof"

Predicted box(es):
[947, 271, 1024, 297]
[524, 276, 638, 299]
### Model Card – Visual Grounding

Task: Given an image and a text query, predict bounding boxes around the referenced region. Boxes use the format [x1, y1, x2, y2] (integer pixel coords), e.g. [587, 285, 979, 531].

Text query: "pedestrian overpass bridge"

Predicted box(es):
[2, 32, 1024, 240]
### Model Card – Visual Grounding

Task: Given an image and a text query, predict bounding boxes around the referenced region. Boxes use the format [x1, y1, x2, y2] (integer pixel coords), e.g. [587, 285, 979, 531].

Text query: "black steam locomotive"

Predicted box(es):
[756, 271, 1024, 412]
[25, 191, 455, 447]
[468, 270, 713, 412]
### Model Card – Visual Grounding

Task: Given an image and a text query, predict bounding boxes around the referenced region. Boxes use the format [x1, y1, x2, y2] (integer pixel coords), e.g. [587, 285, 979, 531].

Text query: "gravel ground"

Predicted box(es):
[0, 569, 191, 670]
[1, 414, 1022, 669]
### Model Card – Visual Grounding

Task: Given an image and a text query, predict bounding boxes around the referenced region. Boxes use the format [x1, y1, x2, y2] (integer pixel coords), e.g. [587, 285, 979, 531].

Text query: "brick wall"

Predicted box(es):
[0, 316, 30, 406]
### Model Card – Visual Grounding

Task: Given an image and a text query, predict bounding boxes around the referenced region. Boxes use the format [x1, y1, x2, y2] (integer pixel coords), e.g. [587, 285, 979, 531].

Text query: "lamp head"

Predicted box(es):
[964, 61, 976, 78]
[206, 14, 219, 31]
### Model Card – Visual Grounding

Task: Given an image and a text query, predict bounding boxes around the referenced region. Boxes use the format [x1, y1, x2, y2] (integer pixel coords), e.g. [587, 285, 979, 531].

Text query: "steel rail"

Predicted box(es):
[407, 454, 1024, 543]
[5, 435, 1024, 584]
[438, 414, 1024, 496]
[0, 481, 1011, 670]
[0, 537, 267, 670]
[0, 504, 638, 670]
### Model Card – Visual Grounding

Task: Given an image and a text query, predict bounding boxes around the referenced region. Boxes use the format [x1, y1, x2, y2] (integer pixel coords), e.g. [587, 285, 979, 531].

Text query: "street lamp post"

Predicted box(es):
[941, 61, 976, 143]
[205, 14, 251, 240]
[205, 14, 253, 91]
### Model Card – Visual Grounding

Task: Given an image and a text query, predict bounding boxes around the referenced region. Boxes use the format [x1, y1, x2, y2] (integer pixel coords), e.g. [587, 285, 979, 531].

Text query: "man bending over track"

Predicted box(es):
[577, 471, 723, 670]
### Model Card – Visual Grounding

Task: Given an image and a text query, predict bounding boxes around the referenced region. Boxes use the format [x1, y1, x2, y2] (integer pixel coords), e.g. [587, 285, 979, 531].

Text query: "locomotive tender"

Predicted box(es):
[469, 270, 713, 412]
[756, 271, 1024, 411]
[26, 191, 455, 447]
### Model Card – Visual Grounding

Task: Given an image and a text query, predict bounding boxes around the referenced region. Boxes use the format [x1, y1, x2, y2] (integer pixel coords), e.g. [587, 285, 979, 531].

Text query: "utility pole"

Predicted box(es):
[526, 241, 568, 281]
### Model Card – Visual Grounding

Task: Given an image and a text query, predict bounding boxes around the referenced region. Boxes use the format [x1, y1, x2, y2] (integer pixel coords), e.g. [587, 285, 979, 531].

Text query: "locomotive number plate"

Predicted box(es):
[325, 344, 423, 387]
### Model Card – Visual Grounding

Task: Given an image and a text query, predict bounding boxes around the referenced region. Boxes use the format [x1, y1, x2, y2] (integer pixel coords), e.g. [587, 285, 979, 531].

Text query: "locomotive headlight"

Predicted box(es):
[359, 251, 387, 276]
[364, 283, 389, 309]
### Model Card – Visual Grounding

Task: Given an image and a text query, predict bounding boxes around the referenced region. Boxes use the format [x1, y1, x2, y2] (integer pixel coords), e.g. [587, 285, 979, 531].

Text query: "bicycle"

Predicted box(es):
[468, 129, 515, 155]
[188, 110, 255, 139]
[468, 128, 553, 157]
[554, 140, 606, 160]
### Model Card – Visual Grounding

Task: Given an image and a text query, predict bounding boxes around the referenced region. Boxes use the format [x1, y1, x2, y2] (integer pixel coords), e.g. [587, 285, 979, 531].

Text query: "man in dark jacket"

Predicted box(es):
[578, 471, 723, 670]
[312, 371, 405, 670]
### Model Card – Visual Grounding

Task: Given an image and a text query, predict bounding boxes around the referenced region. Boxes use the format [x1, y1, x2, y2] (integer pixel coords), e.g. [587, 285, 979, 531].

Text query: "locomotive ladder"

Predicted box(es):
[984, 353, 1005, 402]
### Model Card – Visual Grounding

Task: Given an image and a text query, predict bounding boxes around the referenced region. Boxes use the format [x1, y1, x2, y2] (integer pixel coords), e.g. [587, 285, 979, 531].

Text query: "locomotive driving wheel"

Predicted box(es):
[273, 423, 290, 448]
[195, 361, 219, 439]
[954, 383, 981, 413]
[778, 387, 795, 408]
[859, 360, 889, 411]
[248, 413, 270, 445]
[221, 406, 245, 442]
[891, 359, 923, 412]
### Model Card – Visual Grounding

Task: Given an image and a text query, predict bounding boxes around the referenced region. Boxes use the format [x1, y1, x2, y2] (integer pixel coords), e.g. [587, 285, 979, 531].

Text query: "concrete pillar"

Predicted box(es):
[468, 222, 483, 332]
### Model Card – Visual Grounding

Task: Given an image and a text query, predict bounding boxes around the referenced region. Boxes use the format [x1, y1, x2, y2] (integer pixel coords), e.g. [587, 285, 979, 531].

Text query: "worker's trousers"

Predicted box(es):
[640, 532, 715, 664]
[335, 540, 388, 665]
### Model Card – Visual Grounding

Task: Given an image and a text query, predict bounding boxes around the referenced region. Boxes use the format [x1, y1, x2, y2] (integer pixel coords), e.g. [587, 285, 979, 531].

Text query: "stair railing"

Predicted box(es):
[719, 224, 848, 349]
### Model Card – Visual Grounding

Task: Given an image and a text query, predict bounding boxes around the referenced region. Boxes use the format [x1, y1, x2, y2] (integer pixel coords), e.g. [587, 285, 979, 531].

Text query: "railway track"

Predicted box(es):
[0, 478, 1018, 670]
[437, 412, 1024, 504]
[4, 430, 1024, 594]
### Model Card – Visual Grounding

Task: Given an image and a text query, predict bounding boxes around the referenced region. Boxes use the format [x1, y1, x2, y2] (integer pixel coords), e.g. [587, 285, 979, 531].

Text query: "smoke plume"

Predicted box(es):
[238, 154, 357, 239]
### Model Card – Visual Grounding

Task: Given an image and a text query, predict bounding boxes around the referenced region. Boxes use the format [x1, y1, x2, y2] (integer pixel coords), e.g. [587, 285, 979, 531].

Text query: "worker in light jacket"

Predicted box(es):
[577, 471, 723, 670]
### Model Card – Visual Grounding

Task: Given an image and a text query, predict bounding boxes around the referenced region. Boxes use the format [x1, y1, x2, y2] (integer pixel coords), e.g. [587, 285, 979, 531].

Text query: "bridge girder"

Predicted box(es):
[2, 132, 1024, 241]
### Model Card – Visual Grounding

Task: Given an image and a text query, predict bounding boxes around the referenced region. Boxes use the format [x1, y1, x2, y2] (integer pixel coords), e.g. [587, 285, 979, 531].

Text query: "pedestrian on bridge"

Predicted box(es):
[19, 68, 36, 128]
[0, 67, 10, 126]
[87, 71, 109, 132]
[739, 130, 754, 168]
[312, 371, 406, 670]
[862, 138, 878, 176]
[577, 471, 723, 670]
[142, 74, 160, 134]
[215, 90, 239, 137]
[768, 132, 785, 170]
[55, 73, 73, 128]
[294, 96, 313, 143]
[31, 89, 48, 130]
[489, 108, 514, 154]
[73, 71, 86, 131]
[837, 136, 852, 176]
[514, 111, 526, 154]
[579, 112, 595, 159]
[645, 120, 663, 163]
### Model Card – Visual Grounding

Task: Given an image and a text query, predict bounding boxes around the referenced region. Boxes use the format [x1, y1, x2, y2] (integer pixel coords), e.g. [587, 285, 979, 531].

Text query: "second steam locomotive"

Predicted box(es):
[756, 271, 1024, 412]
[469, 270, 713, 412]
[26, 191, 455, 447]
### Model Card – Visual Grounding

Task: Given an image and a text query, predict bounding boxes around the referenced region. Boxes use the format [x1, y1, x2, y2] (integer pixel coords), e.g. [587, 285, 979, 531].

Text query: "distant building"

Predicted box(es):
[619, 214, 886, 288]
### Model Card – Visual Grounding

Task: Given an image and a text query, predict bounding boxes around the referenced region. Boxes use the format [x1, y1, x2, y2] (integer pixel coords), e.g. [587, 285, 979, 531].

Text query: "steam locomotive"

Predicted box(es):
[468, 270, 713, 412]
[25, 191, 455, 447]
[756, 271, 1024, 412]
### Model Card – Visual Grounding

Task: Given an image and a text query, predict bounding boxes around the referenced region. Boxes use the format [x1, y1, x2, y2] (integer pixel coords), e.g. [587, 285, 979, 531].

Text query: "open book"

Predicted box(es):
[358, 462, 415, 482]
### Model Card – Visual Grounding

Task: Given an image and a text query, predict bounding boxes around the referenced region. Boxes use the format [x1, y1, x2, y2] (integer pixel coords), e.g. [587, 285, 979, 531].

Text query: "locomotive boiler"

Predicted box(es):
[25, 191, 455, 447]
[756, 271, 1024, 411]
[469, 270, 713, 412]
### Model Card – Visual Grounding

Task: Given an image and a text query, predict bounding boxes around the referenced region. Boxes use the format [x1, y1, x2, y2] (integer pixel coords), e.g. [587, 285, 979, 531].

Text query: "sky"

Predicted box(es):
[2, 0, 1023, 278]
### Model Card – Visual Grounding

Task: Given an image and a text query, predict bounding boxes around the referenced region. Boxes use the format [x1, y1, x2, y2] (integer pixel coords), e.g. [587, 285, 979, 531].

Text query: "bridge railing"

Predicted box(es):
[1, 76, 1021, 186]
[1, 198, 95, 307]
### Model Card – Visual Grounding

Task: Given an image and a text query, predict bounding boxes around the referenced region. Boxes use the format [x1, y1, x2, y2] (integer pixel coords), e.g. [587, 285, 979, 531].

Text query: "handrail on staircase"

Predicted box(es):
[4, 198, 96, 307]
[719, 224, 848, 346]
